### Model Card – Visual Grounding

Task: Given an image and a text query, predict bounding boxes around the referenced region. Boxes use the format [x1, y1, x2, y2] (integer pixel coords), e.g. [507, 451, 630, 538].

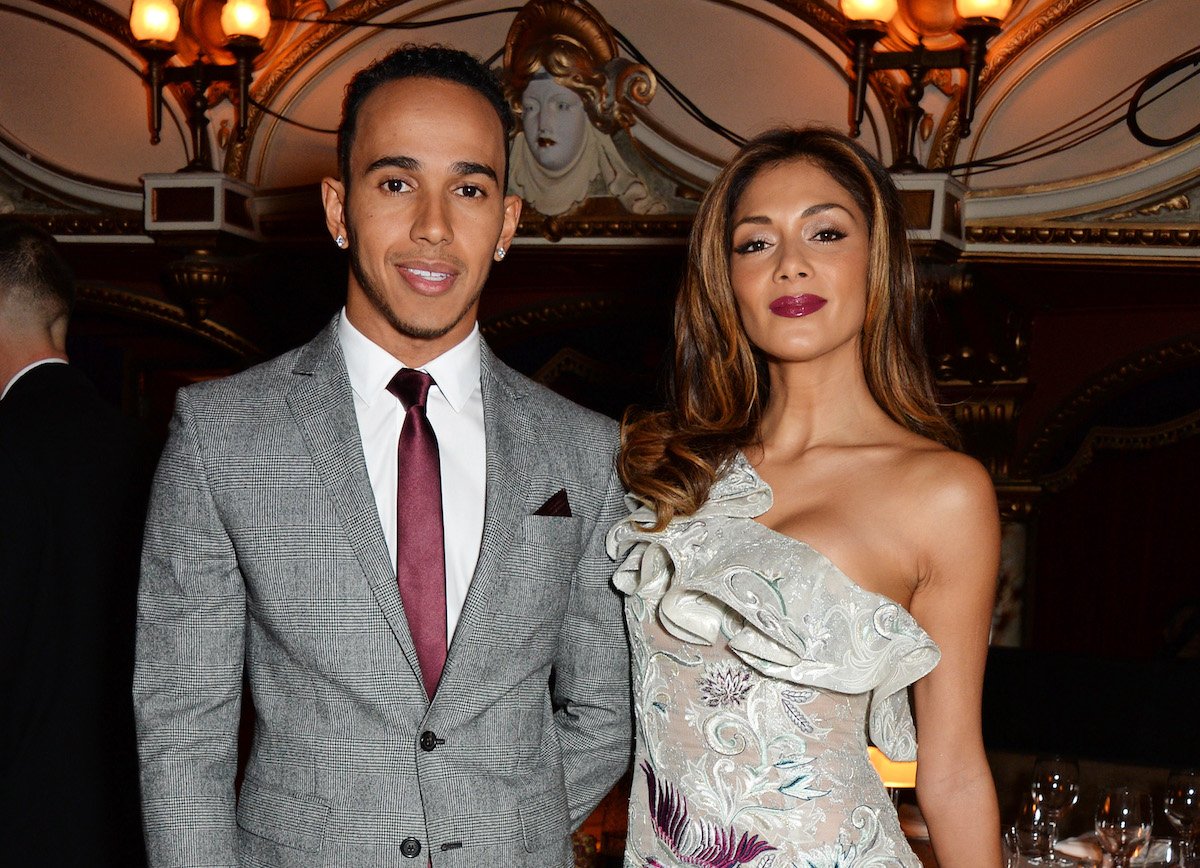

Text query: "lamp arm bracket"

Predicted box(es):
[159, 63, 240, 87]
[870, 47, 965, 72]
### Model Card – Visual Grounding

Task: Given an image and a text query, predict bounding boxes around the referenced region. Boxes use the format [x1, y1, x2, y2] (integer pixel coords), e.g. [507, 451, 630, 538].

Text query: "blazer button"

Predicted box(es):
[419, 730, 444, 751]
[400, 837, 421, 858]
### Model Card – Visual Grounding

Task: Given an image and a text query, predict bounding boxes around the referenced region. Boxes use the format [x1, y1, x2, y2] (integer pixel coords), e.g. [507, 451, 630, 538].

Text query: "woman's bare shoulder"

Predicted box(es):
[886, 438, 997, 533]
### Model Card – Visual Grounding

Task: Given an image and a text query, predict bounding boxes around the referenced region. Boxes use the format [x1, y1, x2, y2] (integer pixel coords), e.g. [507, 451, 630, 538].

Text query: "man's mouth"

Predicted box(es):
[405, 267, 452, 281]
[397, 262, 459, 295]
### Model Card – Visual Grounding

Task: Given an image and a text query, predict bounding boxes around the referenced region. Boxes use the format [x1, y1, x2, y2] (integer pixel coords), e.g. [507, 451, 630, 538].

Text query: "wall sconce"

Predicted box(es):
[130, 0, 271, 171]
[841, 0, 1011, 173]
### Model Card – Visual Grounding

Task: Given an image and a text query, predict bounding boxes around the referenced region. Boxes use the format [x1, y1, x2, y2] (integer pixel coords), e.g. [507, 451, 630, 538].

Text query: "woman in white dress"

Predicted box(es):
[610, 127, 1001, 867]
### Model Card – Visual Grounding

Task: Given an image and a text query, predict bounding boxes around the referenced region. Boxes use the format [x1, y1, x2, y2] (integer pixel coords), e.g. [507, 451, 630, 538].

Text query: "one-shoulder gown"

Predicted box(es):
[607, 453, 941, 867]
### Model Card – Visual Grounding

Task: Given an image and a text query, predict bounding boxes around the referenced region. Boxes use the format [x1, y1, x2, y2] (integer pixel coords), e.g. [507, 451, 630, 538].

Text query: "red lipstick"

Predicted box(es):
[769, 294, 827, 317]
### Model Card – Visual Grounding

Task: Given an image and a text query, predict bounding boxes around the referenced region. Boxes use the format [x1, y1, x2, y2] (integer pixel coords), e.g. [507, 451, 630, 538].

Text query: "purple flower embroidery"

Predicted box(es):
[642, 761, 776, 868]
[697, 663, 752, 708]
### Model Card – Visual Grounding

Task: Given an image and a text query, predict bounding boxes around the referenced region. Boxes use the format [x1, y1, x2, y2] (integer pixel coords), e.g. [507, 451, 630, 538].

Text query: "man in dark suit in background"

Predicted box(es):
[0, 220, 147, 866]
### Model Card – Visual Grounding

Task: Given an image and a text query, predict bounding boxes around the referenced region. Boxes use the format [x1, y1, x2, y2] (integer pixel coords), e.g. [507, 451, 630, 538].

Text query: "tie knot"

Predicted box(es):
[387, 368, 435, 409]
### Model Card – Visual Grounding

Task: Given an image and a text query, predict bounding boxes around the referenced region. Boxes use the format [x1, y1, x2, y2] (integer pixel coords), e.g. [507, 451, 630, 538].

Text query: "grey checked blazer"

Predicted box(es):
[134, 318, 631, 867]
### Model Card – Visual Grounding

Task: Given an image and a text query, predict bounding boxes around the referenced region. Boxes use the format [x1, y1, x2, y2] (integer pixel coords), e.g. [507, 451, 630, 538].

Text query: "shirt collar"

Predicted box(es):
[1, 357, 68, 401]
[338, 309, 480, 412]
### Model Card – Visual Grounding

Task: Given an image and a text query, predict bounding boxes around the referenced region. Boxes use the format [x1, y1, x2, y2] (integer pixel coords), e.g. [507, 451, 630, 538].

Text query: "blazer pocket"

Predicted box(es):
[517, 778, 571, 853]
[515, 514, 583, 553]
[236, 777, 329, 853]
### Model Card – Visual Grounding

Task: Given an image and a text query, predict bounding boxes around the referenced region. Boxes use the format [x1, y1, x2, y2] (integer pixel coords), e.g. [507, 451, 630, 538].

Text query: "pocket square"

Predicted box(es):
[533, 489, 572, 517]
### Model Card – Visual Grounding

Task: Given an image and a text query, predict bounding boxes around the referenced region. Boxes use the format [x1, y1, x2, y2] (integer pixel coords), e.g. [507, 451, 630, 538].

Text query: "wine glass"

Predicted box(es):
[1096, 786, 1153, 868]
[1032, 755, 1081, 844]
[1164, 769, 1200, 867]
[1010, 787, 1056, 862]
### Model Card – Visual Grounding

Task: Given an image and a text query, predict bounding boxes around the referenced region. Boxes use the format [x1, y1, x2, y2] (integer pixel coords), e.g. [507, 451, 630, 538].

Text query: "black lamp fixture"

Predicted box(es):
[842, 0, 1011, 172]
[129, 0, 271, 171]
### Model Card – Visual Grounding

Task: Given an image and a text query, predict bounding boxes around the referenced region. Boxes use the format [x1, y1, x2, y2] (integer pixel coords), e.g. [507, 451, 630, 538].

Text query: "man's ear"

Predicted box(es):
[498, 193, 522, 254]
[321, 177, 348, 246]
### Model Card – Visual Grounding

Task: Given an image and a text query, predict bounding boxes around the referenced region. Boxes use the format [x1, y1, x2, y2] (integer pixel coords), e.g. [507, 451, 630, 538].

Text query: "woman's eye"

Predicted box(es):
[812, 228, 846, 242]
[733, 239, 768, 255]
[382, 178, 410, 194]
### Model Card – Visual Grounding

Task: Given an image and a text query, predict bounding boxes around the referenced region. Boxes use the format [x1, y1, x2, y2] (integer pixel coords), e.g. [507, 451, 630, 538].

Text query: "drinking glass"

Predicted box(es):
[1011, 787, 1056, 862]
[1164, 769, 1200, 867]
[1033, 755, 1081, 843]
[1096, 786, 1154, 868]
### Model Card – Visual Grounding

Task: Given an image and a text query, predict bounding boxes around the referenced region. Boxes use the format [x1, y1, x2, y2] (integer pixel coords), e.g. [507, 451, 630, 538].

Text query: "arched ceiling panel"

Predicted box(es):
[964, 0, 1200, 192]
[247, 0, 520, 187]
[0, 1, 188, 199]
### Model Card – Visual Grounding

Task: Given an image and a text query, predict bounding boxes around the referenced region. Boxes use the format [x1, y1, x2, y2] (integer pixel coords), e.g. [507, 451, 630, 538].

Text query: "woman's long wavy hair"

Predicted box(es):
[619, 126, 959, 529]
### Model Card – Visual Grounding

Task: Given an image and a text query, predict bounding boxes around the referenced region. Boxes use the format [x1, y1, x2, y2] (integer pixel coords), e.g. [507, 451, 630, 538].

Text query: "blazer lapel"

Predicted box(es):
[437, 342, 532, 697]
[286, 319, 425, 689]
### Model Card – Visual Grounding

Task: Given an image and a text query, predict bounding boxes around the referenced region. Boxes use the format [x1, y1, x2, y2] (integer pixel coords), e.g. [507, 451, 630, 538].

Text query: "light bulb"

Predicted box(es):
[841, 0, 899, 22]
[220, 0, 271, 41]
[956, 0, 1013, 19]
[130, 0, 180, 42]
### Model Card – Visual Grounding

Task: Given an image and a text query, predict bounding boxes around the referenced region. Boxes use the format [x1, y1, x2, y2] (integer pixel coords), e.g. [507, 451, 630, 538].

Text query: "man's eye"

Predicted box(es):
[457, 184, 485, 198]
[382, 178, 410, 194]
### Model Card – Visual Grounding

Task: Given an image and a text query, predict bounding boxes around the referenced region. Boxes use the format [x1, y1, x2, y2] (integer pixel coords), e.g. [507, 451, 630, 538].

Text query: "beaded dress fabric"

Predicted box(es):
[607, 453, 941, 867]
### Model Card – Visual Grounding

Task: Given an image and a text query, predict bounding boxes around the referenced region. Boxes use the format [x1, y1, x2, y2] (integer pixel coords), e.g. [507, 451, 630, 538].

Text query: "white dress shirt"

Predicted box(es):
[338, 311, 486, 644]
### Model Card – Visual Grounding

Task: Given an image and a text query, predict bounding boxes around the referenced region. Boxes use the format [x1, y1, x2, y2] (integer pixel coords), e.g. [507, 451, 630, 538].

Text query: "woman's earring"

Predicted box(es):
[495, 246, 506, 261]
[335, 234, 347, 249]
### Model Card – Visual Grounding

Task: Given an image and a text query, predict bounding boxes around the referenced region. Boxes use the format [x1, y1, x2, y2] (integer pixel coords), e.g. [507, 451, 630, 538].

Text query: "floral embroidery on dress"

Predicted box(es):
[642, 761, 776, 868]
[609, 453, 939, 868]
[698, 663, 753, 708]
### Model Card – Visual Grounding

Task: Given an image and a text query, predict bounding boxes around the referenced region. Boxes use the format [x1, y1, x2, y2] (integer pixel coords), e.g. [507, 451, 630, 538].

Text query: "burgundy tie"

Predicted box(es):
[387, 369, 447, 699]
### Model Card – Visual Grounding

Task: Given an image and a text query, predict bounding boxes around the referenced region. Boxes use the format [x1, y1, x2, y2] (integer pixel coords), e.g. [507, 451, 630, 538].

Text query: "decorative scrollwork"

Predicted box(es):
[924, 264, 1030, 386]
[1100, 194, 1191, 222]
[1019, 335, 1200, 477]
[966, 225, 1200, 247]
[77, 283, 260, 358]
[1040, 409, 1200, 492]
[14, 212, 144, 235]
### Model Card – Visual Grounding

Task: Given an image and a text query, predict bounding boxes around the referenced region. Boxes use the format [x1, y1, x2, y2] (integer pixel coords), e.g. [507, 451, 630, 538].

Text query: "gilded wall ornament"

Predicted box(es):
[502, 0, 697, 229]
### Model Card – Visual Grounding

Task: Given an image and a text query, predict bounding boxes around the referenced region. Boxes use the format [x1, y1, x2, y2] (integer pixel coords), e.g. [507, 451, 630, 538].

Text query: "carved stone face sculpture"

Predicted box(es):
[520, 77, 588, 172]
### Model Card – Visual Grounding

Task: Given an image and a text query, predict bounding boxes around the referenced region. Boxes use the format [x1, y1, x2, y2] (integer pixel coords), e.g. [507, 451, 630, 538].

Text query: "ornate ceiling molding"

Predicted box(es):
[1039, 406, 1200, 492]
[966, 224, 1199, 248]
[1018, 333, 1200, 477]
[78, 282, 263, 359]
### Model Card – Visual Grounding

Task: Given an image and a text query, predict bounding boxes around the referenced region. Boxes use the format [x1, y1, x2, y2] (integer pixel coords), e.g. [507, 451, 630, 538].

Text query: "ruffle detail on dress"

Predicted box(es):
[606, 452, 941, 761]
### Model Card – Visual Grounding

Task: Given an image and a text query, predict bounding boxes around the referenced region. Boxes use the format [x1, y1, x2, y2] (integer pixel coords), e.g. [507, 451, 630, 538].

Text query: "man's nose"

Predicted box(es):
[411, 192, 451, 246]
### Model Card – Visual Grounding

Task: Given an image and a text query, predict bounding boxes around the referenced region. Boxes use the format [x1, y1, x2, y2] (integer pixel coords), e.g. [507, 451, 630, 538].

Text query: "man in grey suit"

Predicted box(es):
[134, 46, 631, 867]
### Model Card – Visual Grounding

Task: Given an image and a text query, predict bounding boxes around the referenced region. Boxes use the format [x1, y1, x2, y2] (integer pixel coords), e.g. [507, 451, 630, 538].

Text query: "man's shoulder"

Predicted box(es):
[180, 323, 334, 409]
[1, 363, 136, 443]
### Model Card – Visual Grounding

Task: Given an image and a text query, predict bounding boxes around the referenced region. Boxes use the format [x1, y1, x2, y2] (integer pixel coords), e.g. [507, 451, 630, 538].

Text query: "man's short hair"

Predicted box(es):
[337, 43, 515, 191]
[0, 220, 74, 320]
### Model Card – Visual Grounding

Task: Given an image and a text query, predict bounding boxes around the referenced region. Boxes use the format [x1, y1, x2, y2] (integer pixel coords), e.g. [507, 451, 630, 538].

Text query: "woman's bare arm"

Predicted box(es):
[908, 451, 1003, 868]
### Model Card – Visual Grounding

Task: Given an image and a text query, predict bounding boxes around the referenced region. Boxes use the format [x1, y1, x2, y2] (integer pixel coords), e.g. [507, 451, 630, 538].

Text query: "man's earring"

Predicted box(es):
[495, 246, 506, 261]
[335, 234, 347, 249]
